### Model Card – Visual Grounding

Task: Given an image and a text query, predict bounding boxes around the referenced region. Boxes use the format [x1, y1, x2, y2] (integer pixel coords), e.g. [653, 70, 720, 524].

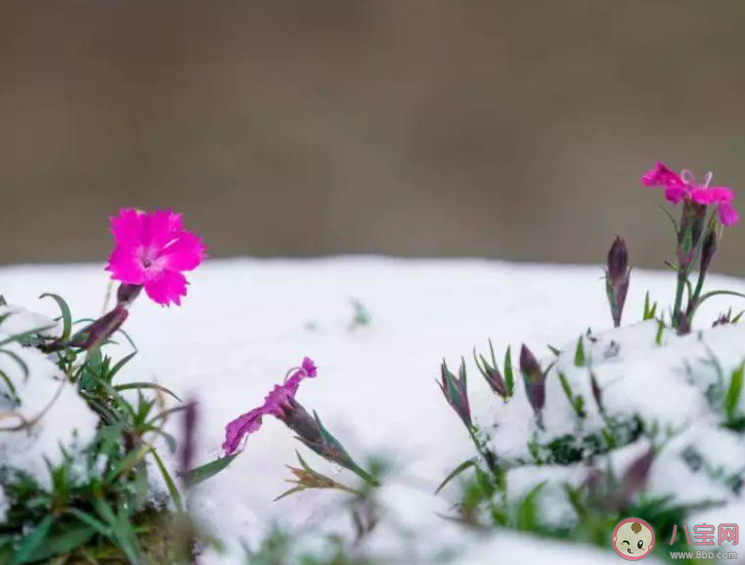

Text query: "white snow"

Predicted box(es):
[0, 307, 99, 491]
[1, 257, 744, 563]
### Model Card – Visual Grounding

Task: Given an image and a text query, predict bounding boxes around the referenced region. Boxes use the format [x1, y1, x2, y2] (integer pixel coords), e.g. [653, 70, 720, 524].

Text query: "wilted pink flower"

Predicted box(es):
[222, 357, 318, 454]
[642, 162, 738, 226]
[105, 209, 206, 306]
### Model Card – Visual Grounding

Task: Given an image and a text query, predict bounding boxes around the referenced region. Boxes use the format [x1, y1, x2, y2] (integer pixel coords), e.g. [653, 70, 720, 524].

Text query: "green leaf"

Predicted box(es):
[434, 459, 476, 494]
[113, 382, 182, 402]
[27, 524, 95, 561]
[655, 318, 665, 346]
[698, 290, 745, 304]
[643, 291, 658, 321]
[40, 293, 73, 341]
[516, 482, 546, 531]
[150, 448, 185, 514]
[725, 363, 744, 422]
[182, 453, 240, 488]
[0, 324, 56, 347]
[107, 351, 137, 382]
[504, 346, 514, 397]
[0, 368, 18, 399]
[558, 372, 586, 419]
[574, 336, 585, 367]
[0, 348, 29, 380]
[10, 514, 54, 565]
[66, 509, 112, 537]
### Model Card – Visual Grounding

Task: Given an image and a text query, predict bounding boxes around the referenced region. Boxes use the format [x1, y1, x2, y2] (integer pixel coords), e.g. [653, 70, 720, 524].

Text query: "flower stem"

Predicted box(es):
[468, 426, 499, 478]
[346, 462, 381, 488]
[672, 270, 687, 328]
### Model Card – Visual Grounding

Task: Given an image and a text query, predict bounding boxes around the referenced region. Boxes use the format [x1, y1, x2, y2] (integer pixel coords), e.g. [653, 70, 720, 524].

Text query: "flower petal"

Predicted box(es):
[144, 269, 188, 306]
[158, 231, 207, 272]
[222, 407, 266, 454]
[110, 209, 146, 250]
[664, 186, 688, 204]
[143, 210, 184, 249]
[105, 247, 147, 284]
[705, 186, 734, 203]
[641, 162, 685, 188]
[718, 202, 739, 226]
[283, 357, 318, 397]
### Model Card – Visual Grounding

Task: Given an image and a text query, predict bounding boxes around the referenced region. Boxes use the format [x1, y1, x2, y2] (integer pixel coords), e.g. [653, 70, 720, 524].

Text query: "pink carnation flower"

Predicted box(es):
[105, 209, 207, 306]
[222, 357, 318, 455]
[642, 162, 738, 226]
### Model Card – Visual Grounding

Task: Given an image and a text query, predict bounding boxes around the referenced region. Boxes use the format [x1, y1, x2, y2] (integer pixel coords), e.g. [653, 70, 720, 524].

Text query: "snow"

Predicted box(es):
[1, 257, 744, 563]
[0, 307, 98, 492]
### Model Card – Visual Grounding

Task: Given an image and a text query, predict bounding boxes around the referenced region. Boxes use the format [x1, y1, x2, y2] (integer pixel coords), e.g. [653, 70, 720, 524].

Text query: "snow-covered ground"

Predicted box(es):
[1, 257, 744, 564]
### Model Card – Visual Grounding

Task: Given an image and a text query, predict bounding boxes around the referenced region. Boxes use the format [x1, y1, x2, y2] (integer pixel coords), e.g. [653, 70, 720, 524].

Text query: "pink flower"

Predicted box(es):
[222, 357, 318, 455]
[642, 162, 739, 226]
[105, 209, 207, 306]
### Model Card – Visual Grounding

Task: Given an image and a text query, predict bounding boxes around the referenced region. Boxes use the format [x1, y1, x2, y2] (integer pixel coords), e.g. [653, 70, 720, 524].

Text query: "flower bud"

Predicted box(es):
[617, 447, 655, 505]
[69, 306, 129, 349]
[520, 345, 545, 417]
[117, 283, 143, 306]
[605, 236, 630, 328]
[277, 398, 324, 447]
[438, 360, 472, 429]
[590, 371, 604, 415]
[699, 227, 719, 276]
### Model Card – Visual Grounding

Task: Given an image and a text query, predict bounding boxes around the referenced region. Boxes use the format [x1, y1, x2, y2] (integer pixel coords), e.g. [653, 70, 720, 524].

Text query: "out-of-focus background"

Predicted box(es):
[1, 0, 744, 273]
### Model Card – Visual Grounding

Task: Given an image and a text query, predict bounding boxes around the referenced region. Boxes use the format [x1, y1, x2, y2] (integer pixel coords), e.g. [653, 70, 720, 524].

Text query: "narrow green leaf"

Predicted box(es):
[655, 319, 665, 346]
[27, 524, 95, 561]
[10, 514, 54, 565]
[66, 508, 112, 537]
[504, 346, 514, 397]
[725, 363, 744, 422]
[107, 351, 137, 382]
[434, 459, 476, 494]
[0, 348, 29, 379]
[40, 293, 73, 341]
[113, 382, 182, 402]
[182, 453, 240, 488]
[150, 448, 185, 513]
[574, 337, 585, 367]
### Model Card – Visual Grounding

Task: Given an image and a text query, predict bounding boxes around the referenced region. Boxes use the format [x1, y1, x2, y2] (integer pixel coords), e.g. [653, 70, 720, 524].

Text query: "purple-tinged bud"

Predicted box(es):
[117, 283, 143, 306]
[474, 348, 507, 399]
[712, 308, 740, 327]
[277, 398, 324, 447]
[699, 227, 719, 276]
[438, 360, 472, 429]
[276, 399, 378, 485]
[520, 345, 545, 418]
[484, 366, 506, 398]
[69, 306, 129, 349]
[607, 236, 628, 283]
[677, 201, 707, 272]
[617, 447, 655, 506]
[589, 371, 604, 415]
[605, 236, 630, 328]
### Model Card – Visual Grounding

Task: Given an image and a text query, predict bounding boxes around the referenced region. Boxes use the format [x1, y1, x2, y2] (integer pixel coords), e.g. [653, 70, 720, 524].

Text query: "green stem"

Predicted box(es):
[346, 461, 381, 488]
[672, 270, 687, 328]
[468, 426, 499, 478]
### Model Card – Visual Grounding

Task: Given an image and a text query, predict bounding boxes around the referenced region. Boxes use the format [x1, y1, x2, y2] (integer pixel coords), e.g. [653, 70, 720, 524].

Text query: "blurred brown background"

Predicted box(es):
[1, 0, 744, 273]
